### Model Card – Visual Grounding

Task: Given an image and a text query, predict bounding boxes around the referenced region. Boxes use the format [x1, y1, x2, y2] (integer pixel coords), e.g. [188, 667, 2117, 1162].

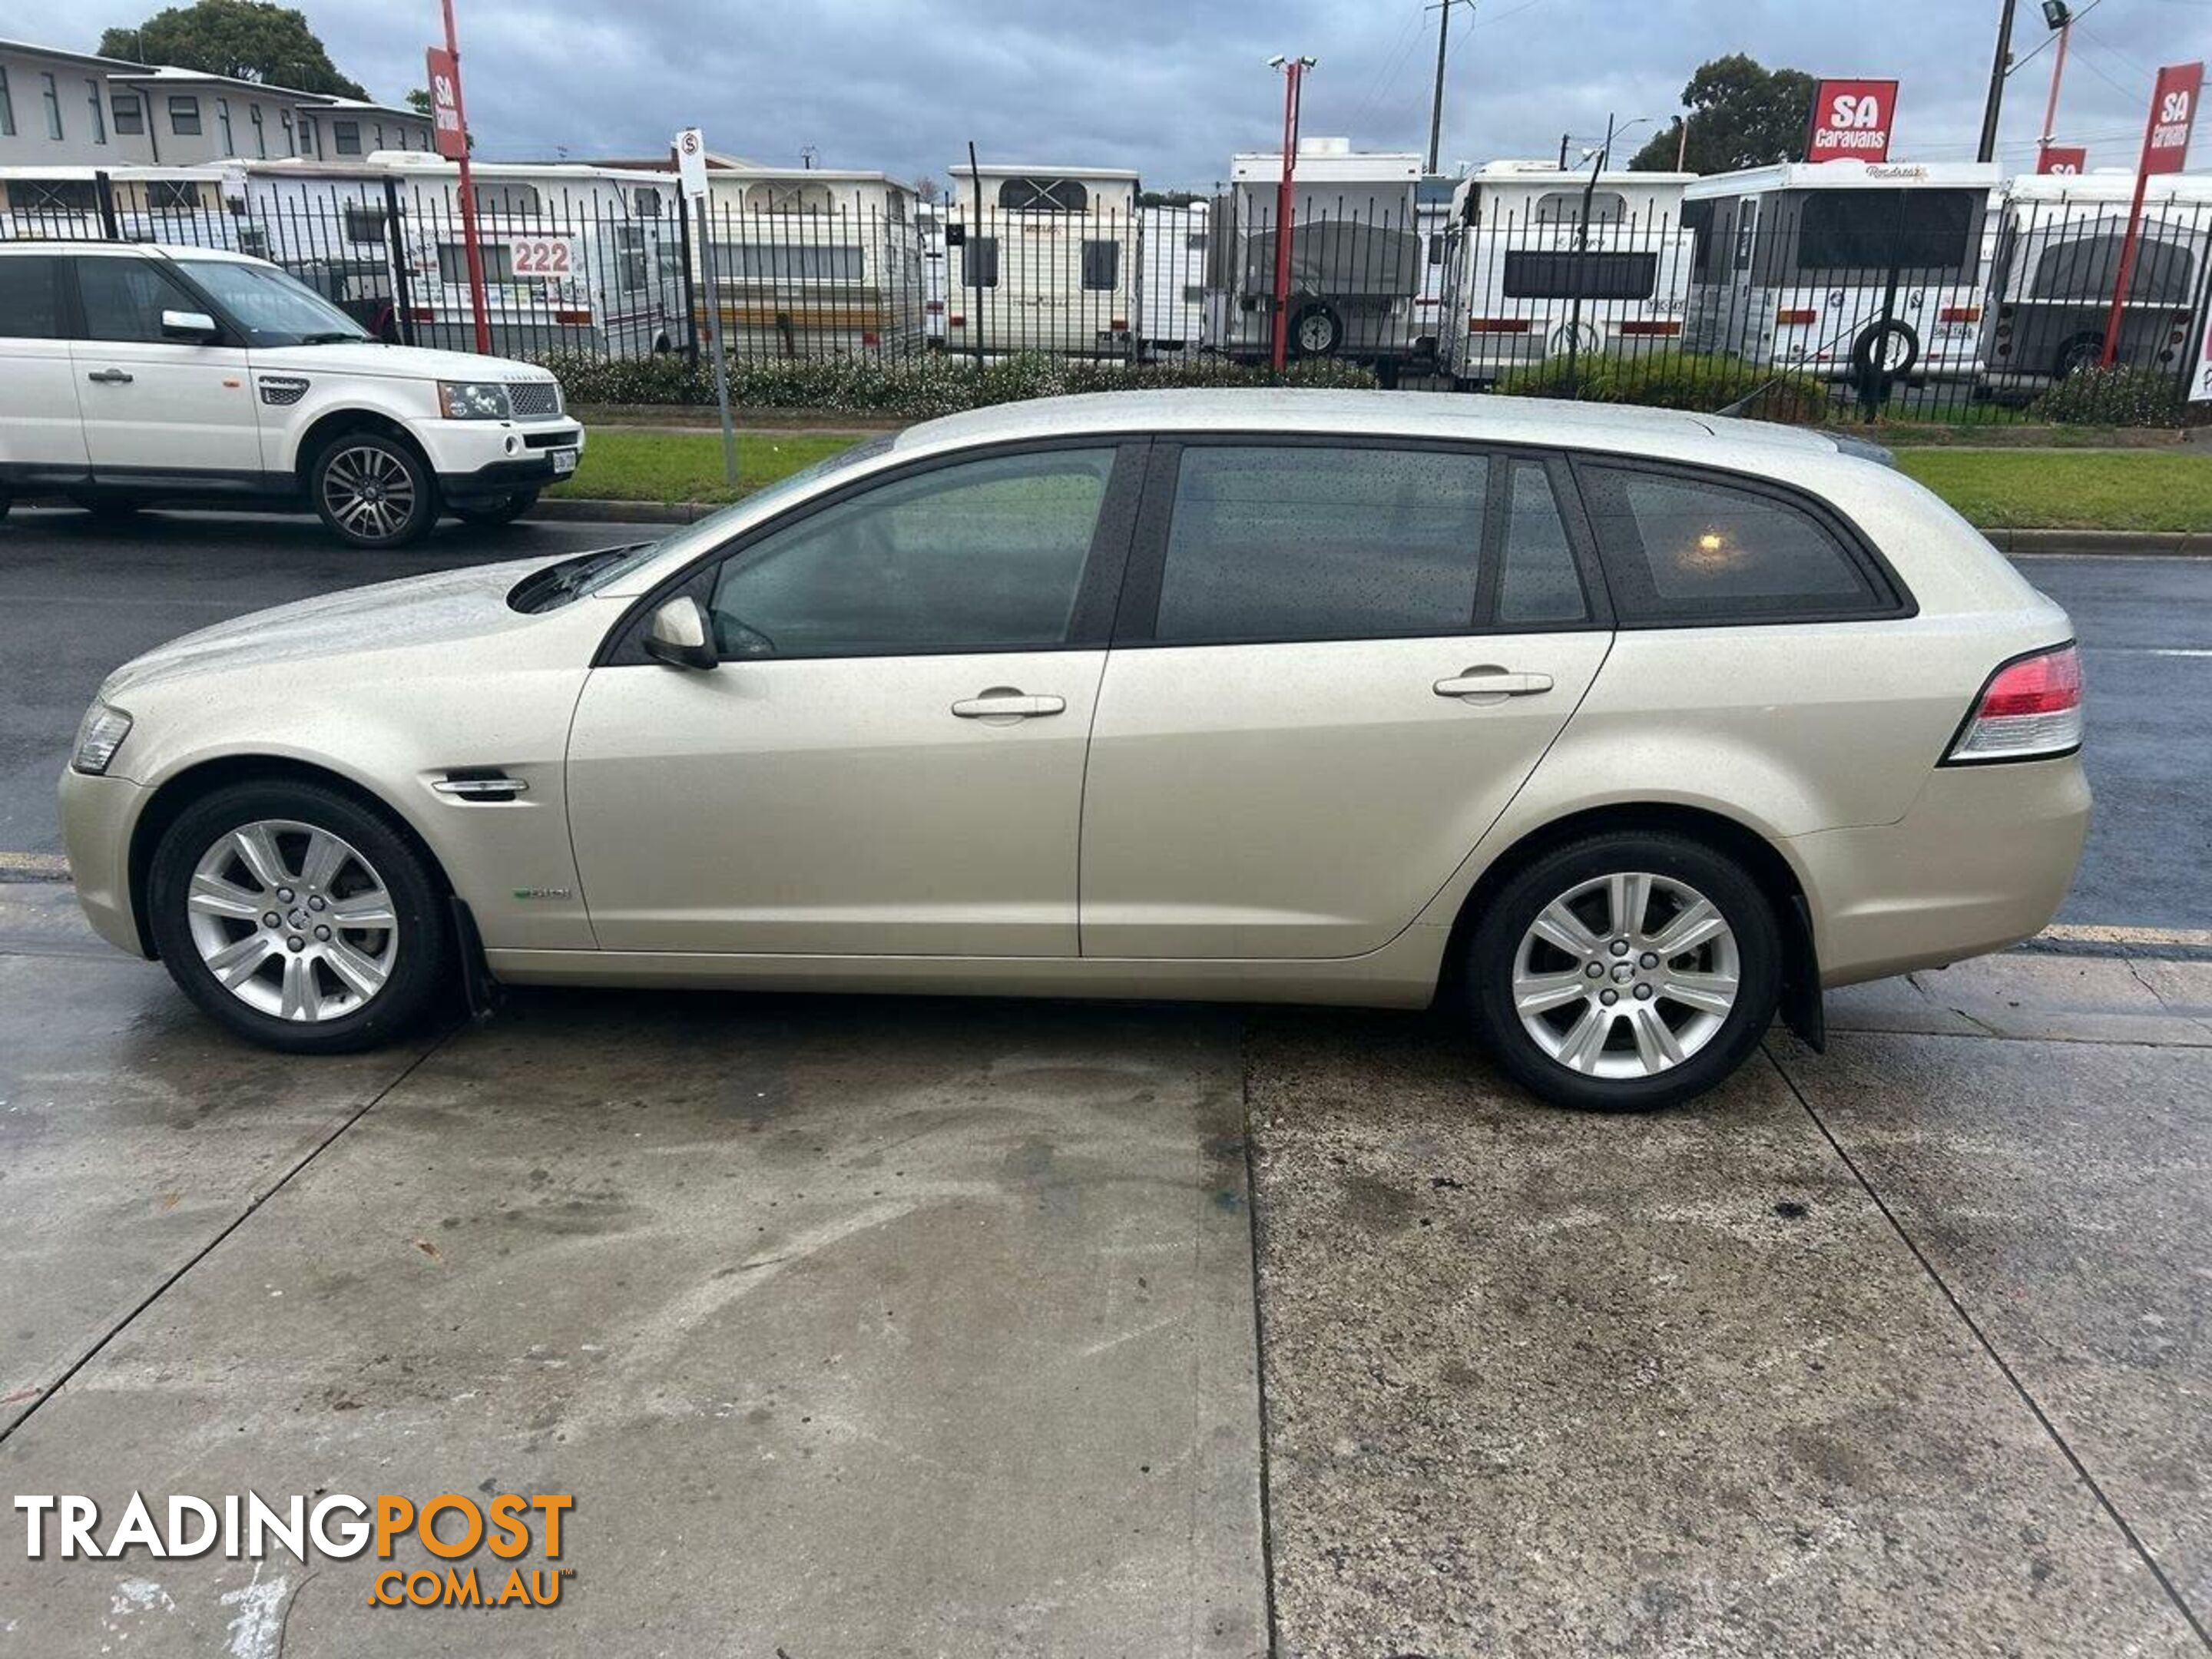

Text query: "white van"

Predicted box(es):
[1435, 161, 1697, 386]
[943, 164, 1141, 359]
[1140, 199, 1207, 354]
[1683, 161, 2003, 386]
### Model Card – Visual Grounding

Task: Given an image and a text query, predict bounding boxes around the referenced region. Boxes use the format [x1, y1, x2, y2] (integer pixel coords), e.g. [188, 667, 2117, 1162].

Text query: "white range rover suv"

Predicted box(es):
[0, 243, 585, 547]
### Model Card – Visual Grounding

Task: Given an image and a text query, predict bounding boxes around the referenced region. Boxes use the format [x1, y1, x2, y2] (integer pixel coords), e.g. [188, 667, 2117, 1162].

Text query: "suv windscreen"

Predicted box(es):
[171, 258, 369, 346]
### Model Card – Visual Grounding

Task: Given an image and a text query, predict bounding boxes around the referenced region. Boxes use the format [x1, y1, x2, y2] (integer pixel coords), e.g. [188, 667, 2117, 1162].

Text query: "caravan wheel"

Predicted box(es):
[1850, 320, 1920, 382]
[1292, 303, 1343, 357]
[2055, 334, 2104, 380]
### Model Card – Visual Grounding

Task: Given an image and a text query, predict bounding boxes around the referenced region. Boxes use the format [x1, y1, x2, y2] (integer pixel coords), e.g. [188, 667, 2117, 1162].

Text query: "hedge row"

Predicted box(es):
[2029, 364, 2202, 429]
[535, 349, 1379, 419]
[1493, 353, 1832, 425]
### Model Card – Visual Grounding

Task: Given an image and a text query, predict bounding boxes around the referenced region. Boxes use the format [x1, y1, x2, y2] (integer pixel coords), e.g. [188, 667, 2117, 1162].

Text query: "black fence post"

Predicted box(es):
[382, 177, 416, 347]
[94, 171, 121, 241]
[676, 194, 700, 367]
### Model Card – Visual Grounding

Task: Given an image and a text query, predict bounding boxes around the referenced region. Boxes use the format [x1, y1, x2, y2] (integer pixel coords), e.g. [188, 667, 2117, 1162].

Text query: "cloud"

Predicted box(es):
[11, 0, 2201, 180]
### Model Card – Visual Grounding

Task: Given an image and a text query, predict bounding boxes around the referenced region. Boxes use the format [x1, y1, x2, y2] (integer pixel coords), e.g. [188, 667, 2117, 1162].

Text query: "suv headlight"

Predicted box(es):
[438, 380, 513, 420]
[71, 702, 134, 777]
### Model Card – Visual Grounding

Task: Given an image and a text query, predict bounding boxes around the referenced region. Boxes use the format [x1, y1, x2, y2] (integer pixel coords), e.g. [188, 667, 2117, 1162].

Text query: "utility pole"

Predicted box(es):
[1268, 55, 1315, 373]
[1425, 0, 1472, 175]
[1979, 0, 2020, 163]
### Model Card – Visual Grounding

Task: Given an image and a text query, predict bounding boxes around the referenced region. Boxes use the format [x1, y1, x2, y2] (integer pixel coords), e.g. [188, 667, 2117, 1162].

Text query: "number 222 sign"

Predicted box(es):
[505, 240, 573, 277]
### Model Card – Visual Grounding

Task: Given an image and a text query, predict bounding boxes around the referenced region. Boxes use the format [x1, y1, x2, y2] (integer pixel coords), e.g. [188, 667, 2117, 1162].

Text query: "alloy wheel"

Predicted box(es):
[320, 445, 418, 543]
[184, 820, 399, 1022]
[1511, 870, 1740, 1080]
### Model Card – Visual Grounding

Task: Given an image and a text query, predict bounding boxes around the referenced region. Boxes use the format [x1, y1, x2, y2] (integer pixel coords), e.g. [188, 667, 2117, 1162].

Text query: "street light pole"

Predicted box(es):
[1424, 0, 1471, 176]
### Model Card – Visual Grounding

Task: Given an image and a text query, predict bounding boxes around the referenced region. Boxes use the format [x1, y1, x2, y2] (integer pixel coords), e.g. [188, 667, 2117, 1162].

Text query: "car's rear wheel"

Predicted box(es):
[312, 432, 437, 548]
[147, 781, 452, 1053]
[1467, 832, 1781, 1111]
[452, 490, 538, 528]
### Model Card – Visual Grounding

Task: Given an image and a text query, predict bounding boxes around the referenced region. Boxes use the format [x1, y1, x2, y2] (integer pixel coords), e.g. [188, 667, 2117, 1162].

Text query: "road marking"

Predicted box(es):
[2039, 922, 2212, 949]
[0, 851, 69, 882]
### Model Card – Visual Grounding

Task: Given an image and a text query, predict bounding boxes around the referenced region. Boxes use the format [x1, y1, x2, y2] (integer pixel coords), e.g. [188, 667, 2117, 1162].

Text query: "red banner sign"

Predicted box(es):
[2140, 61, 2202, 175]
[425, 47, 466, 160]
[1806, 79, 1899, 162]
[2036, 145, 2088, 175]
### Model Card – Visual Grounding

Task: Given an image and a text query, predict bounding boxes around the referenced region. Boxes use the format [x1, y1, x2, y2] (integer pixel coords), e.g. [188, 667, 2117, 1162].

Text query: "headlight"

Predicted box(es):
[71, 703, 134, 777]
[437, 380, 513, 420]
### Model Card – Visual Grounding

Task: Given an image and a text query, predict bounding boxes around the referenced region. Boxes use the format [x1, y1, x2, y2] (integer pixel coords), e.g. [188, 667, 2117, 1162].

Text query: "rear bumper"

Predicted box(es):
[1789, 754, 2091, 988]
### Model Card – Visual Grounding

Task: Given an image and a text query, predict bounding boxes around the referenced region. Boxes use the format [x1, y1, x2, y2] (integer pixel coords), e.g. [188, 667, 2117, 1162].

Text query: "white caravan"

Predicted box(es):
[1982, 169, 2212, 395]
[943, 164, 1141, 359]
[283, 154, 686, 359]
[917, 195, 948, 346]
[0, 164, 252, 250]
[685, 164, 926, 359]
[1140, 199, 1208, 354]
[1204, 140, 1424, 374]
[1683, 161, 2003, 386]
[1435, 161, 1697, 386]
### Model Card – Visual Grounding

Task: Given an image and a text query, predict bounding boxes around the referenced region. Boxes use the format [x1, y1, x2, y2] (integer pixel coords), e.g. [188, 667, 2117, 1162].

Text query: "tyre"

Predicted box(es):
[452, 491, 539, 528]
[2055, 334, 2103, 380]
[1466, 832, 1782, 1112]
[1292, 302, 1343, 357]
[147, 780, 453, 1054]
[1849, 320, 1919, 383]
[311, 431, 437, 548]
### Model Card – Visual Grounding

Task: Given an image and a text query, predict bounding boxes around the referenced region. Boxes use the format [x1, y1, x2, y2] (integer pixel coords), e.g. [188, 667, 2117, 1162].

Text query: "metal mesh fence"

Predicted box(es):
[4, 168, 2207, 423]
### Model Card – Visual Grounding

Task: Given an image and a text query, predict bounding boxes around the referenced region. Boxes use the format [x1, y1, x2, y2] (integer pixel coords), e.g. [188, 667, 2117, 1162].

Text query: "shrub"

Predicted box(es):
[535, 348, 1379, 418]
[1495, 353, 1830, 425]
[2030, 364, 2189, 429]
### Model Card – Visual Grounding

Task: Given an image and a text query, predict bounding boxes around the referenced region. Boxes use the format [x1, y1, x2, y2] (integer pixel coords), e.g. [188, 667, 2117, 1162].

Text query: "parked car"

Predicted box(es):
[0, 243, 584, 546]
[58, 390, 2088, 1109]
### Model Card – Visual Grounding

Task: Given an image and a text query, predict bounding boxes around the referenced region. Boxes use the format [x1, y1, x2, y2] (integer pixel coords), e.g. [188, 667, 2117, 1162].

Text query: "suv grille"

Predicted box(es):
[508, 380, 563, 419]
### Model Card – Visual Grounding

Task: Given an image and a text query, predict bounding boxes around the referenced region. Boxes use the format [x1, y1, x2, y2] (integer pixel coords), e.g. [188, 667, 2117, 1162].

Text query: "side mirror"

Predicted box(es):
[160, 308, 220, 342]
[642, 595, 718, 671]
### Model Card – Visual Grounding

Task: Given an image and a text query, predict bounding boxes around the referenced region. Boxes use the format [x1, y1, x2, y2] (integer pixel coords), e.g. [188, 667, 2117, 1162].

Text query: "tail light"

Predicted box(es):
[1777, 307, 1816, 326]
[553, 309, 591, 325]
[1109, 318, 1128, 332]
[861, 330, 880, 346]
[1943, 643, 2082, 764]
[1618, 320, 1683, 337]
[1467, 316, 1534, 333]
[409, 306, 435, 322]
[923, 300, 944, 314]
[1940, 305, 1982, 323]
[948, 313, 965, 327]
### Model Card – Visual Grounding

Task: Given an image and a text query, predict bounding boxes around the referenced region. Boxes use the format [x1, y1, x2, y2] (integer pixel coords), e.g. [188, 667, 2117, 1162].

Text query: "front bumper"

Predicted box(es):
[420, 419, 585, 505]
[1790, 754, 2092, 988]
[58, 767, 153, 959]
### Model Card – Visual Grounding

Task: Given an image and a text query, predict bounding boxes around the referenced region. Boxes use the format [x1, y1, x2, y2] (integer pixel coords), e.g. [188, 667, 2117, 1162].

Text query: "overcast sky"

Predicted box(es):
[15, 0, 2210, 184]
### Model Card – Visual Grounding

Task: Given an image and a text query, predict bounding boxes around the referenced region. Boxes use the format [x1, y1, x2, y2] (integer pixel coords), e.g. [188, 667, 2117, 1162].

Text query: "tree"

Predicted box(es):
[1629, 55, 1818, 174]
[403, 87, 429, 115]
[98, 0, 368, 98]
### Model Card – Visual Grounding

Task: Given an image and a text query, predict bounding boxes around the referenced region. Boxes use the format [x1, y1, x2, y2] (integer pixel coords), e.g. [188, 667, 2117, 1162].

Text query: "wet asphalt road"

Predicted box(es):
[0, 507, 2204, 932]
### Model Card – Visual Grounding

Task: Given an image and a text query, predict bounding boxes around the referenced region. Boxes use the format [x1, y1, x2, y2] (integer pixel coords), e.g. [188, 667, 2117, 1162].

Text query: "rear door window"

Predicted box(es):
[1576, 463, 1894, 624]
[0, 256, 68, 338]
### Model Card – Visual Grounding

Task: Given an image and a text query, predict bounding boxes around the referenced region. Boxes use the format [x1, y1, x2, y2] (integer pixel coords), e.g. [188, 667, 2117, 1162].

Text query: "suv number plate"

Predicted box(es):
[551, 449, 578, 476]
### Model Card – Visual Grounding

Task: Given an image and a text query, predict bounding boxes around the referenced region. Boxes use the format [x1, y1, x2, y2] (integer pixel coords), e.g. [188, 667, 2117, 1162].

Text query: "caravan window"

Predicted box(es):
[1796, 190, 1979, 274]
[475, 182, 541, 214]
[1681, 199, 1717, 273]
[1535, 190, 1628, 226]
[724, 243, 865, 282]
[343, 204, 388, 245]
[614, 226, 649, 291]
[439, 243, 516, 283]
[1080, 239, 1120, 290]
[749, 181, 832, 214]
[2030, 233, 2194, 306]
[998, 177, 1089, 214]
[1502, 250, 1658, 300]
[145, 181, 200, 212]
[18, 178, 98, 213]
[632, 187, 663, 218]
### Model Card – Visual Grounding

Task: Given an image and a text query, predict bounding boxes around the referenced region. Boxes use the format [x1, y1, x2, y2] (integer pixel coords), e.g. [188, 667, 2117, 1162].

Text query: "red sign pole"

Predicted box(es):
[1270, 58, 1309, 373]
[2101, 61, 2203, 369]
[437, 0, 492, 355]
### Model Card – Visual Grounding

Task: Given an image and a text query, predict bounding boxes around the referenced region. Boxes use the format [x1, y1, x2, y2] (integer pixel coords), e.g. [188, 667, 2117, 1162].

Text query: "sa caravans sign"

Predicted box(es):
[1806, 79, 1899, 163]
[423, 48, 466, 160]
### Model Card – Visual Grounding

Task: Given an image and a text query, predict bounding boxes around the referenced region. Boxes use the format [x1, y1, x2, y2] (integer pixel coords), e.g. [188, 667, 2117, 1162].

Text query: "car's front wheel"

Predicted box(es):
[311, 432, 437, 548]
[1466, 832, 1781, 1111]
[452, 490, 538, 528]
[147, 780, 452, 1053]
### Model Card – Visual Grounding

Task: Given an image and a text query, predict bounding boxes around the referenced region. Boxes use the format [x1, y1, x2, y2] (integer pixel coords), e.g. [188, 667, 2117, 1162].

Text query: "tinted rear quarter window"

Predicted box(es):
[1155, 446, 1491, 642]
[0, 256, 67, 338]
[1578, 463, 1887, 624]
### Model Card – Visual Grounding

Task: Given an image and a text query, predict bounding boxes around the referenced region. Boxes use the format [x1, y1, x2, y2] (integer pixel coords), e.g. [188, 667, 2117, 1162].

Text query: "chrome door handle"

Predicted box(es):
[951, 689, 1066, 720]
[85, 369, 134, 385]
[1435, 668, 1554, 699]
